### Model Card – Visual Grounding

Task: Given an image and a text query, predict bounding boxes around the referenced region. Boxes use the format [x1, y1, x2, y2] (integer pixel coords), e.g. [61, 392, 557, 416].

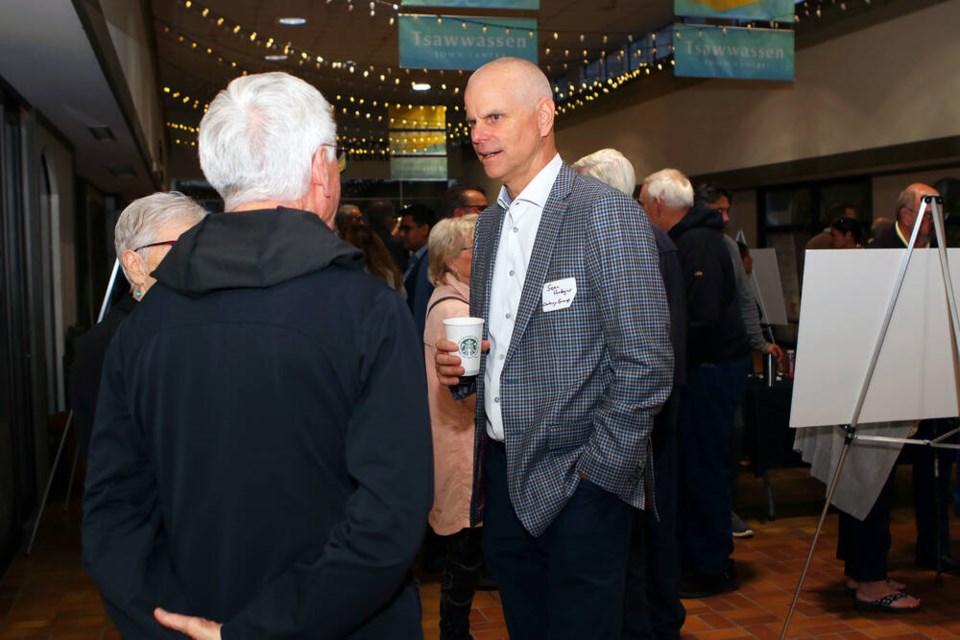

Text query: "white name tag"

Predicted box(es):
[542, 277, 577, 312]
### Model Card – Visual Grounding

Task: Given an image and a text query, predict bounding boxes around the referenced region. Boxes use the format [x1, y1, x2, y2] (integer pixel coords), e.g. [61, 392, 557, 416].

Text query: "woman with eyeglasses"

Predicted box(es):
[69, 192, 206, 462]
[422, 214, 481, 640]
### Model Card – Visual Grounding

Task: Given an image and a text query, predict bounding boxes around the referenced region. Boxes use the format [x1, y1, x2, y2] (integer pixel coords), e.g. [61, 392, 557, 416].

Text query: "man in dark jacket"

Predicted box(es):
[82, 71, 433, 639]
[641, 168, 750, 599]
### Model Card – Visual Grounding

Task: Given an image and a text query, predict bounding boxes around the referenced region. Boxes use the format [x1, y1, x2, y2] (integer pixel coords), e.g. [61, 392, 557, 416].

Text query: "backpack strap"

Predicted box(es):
[427, 295, 468, 316]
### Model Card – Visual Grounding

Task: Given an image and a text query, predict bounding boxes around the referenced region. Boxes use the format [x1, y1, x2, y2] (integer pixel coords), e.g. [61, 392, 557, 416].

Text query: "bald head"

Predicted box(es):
[895, 182, 940, 244]
[467, 57, 552, 109]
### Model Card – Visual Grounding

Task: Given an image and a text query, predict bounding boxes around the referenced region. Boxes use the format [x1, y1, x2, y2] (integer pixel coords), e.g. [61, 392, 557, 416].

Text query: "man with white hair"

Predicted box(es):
[641, 169, 750, 599]
[574, 149, 688, 639]
[83, 72, 432, 639]
[436, 58, 673, 638]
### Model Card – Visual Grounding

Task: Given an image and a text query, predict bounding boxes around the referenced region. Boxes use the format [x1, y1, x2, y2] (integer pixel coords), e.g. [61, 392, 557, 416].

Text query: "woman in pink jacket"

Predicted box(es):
[423, 214, 480, 640]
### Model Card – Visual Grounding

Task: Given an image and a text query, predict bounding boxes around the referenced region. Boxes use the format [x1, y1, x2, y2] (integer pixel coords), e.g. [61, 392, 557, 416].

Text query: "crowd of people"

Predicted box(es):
[73, 56, 958, 639]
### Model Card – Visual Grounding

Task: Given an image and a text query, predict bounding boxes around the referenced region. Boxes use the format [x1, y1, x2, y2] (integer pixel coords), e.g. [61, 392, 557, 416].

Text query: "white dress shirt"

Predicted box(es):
[485, 154, 563, 441]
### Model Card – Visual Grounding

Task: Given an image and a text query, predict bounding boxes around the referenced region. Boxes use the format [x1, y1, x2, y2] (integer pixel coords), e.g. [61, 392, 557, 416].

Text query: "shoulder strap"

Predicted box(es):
[427, 295, 468, 316]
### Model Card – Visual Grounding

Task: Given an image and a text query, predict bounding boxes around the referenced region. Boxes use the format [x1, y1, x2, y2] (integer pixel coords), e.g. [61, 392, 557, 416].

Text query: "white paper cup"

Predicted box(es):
[442, 317, 484, 377]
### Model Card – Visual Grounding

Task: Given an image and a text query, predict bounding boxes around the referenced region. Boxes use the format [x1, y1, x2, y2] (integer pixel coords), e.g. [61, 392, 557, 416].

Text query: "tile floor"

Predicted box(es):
[1, 467, 958, 639]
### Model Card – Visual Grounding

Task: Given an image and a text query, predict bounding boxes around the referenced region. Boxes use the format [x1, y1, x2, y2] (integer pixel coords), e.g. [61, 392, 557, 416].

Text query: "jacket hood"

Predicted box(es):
[668, 205, 725, 240]
[153, 207, 364, 296]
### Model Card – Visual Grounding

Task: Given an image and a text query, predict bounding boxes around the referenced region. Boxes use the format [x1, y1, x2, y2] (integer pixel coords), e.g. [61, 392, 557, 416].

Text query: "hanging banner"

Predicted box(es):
[399, 15, 538, 70]
[674, 0, 794, 20]
[402, 0, 539, 8]
[674, 24, 794, 81]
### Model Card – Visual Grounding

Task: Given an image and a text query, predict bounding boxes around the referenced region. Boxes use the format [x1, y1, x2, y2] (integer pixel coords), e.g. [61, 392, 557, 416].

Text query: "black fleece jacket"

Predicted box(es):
[668, 206, 749, 367]
[83, 208, 433, 639]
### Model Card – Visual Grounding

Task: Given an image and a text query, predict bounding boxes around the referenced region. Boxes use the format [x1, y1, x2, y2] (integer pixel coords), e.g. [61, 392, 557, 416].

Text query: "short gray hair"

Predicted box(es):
[643, 168, 694, 210]
[427, 214, 478, 286]
[114, 192, 207, 283]
[572, 149, 636, 197]
[199, 72, 336, 210]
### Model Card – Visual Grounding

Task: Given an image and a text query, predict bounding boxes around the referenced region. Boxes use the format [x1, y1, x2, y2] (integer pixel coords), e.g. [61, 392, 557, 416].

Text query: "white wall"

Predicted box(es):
[551, 2, 960, 181]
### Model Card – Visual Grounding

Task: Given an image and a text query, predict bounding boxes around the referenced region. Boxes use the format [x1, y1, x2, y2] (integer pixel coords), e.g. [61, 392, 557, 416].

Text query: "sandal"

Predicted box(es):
[853, 591, 921, 614]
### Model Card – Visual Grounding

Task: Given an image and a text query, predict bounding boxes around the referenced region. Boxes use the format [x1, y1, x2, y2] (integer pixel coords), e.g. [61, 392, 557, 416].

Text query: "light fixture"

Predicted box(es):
[277, 17, 306, 26]
[412, 82, 431, 91]
[264, 54, 288, 61]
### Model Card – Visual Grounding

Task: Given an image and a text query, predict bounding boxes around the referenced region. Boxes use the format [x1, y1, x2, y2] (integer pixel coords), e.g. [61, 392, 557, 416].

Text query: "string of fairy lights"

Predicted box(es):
[165, 0, 872, 156]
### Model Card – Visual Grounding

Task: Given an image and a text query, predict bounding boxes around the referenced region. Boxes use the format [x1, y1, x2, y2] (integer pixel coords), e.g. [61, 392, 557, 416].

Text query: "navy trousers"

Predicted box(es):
[677, 356, 750, 577]
[481, 440, 632, 640]
[623, 391, 685, 639]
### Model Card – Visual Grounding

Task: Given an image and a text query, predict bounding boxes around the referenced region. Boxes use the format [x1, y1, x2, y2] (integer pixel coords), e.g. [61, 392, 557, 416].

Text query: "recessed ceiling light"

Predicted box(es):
[412, 83, 431, 91]
[277, 17, 306, 26]
[264, 54, 288, 61]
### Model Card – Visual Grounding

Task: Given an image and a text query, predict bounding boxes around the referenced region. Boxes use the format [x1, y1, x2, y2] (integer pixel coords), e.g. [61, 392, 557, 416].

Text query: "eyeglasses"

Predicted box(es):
[321, 143, 347, 173]
[133, 240, 177, 252]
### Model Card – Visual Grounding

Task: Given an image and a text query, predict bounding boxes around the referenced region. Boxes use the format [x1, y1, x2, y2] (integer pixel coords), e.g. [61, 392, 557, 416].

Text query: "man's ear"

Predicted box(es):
[310, 147, 331, 194]
[537, 97, 555, 137]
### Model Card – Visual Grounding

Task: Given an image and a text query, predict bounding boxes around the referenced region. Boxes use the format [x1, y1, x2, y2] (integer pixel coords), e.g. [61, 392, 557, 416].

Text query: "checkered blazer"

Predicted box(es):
[467, 164, 674, 536]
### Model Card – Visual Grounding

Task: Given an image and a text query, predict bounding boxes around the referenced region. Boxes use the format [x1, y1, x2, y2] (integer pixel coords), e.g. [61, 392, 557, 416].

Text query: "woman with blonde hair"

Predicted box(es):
[423, 214, 480, 640]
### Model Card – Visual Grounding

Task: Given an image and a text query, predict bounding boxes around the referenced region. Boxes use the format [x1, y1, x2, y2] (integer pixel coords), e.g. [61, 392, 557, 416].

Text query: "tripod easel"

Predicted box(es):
[25, 258, 121, 556]
[781, 195, 960, 637]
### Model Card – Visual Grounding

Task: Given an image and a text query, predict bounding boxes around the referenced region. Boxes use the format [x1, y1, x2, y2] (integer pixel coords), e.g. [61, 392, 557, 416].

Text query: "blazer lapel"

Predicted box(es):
[504, 165, 573, 366]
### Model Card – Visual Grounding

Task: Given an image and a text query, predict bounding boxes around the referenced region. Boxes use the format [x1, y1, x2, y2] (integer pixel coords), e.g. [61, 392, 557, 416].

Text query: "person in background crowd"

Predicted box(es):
[424, 214, 482, 640]
[83, 71, 433, 639]
[367, 199, 409, 273]
[807, 203, 858, 250]
[574, 147, 687, 640]
[645, 170, 749, 599]
[340, 218, 406, 297]
[695, 183, 782, 540]
[441, 185, 489, 219]
[69, 192, 206, 463]
[436, 57, 673, 639]
[400, 203, 438, 338]
[335, 202, 363, 237]
[830, 216, 865, 249]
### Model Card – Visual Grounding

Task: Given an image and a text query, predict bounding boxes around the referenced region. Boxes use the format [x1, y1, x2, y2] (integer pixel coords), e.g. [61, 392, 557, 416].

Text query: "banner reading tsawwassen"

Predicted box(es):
[399, 15, 537, 70]
[674, 24, 794, 81]
[675, 0, 794, 20]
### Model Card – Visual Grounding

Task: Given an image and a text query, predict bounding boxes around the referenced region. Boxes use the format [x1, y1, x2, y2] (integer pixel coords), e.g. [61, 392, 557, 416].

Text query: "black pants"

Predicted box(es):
[912, 419, 956, 563]
[623, 392, 685, 640]
[439, 528, 482, 640]
[837, 471, 895, 582]
[481, 440, 632, 640]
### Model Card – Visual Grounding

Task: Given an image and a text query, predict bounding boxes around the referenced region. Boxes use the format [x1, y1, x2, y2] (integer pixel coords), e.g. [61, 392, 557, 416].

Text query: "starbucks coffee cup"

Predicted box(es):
[442, 317, 484, 377]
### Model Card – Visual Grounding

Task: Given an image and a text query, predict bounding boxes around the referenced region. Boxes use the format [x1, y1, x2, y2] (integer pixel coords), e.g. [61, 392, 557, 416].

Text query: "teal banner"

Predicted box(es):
[674, 24, 793, 81]
[403, 0, 538, 8]
[675, 0, 794, 20]
[398, 15, 537, 70]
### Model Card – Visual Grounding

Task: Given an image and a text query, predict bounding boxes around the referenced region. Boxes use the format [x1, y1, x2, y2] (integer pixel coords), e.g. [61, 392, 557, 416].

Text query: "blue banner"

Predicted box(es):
[674, 24, 793, 81]
[399, 15, 537, 70]
[403, 0, 538, 8]
[675, 0, 794, 20]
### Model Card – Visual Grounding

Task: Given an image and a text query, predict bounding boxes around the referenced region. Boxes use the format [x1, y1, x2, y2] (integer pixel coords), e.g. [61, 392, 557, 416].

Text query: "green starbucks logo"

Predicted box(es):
[459, 336, 479, 358]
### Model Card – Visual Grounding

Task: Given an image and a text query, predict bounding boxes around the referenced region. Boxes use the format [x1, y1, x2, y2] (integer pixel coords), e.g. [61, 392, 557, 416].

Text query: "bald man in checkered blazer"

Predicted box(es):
[437, 57, 673, 639]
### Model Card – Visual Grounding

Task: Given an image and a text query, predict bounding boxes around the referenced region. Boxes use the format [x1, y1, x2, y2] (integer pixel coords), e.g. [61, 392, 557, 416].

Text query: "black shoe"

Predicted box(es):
[915, 554, 960, 576]
[678, 569, 740, 598]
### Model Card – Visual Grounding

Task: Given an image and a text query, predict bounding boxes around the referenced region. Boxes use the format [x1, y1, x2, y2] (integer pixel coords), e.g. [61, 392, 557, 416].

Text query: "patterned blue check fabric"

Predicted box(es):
[467, 164, 674, 537]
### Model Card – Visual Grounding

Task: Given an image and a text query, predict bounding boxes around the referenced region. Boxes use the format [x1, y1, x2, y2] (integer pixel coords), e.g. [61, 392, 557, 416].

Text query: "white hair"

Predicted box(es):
[114, 192, 207, 283]
[643, 168, 694, 210]
[572, 149, 636, 197]
[199, 72, 336, 210]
